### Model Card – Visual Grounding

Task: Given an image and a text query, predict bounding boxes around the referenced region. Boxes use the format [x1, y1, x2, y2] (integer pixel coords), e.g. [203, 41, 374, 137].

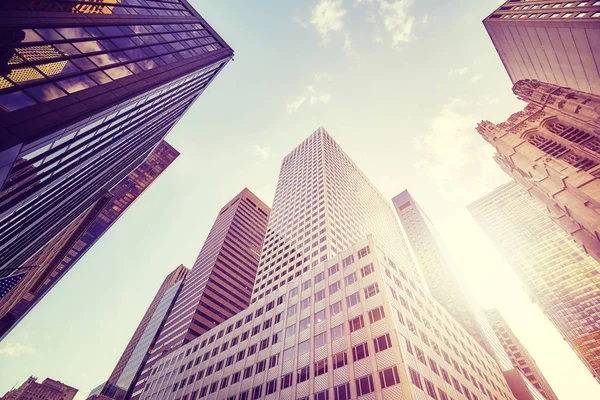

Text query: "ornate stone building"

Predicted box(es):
[477, 79, 600, 265]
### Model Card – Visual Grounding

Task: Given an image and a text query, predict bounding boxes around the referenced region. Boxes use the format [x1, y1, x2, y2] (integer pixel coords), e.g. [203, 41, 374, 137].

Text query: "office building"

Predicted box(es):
[89, 265, 190, 400]
[393, 190, 546, 400]
[0, 1, 234, 278]
[483, 1, 600, 94]
[0, 376, 77, 400]
[478, 79, 600, 264]
[136, 128, 517, 400]
[130, 189, 270, 399]
[468, 181, 600, 383]
[0, 141, 179, 341]
[485, 308, 558, 400]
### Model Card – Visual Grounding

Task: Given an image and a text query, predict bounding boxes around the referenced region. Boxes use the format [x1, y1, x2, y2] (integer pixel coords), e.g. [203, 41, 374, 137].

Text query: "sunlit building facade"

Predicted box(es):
[130, 189, 270, 399]
[393, 190, 546, 400]
[468, 181, 600, 383]
[0, 0, 233, 278]
[485, 308, 558, 400]
[136, 128, 517, 400]
[89, 265, 190, 400]
[0, 141, 180, 341]
[483, 0, 600, 95]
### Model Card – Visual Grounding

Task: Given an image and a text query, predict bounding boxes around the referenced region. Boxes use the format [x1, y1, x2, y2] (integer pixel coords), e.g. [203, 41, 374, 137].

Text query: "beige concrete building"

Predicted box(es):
[1, 376, 77, 400]
[134, 128, 517, 400]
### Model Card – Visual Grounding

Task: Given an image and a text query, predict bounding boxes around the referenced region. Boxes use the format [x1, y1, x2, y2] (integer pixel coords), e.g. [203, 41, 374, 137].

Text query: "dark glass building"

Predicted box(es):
[0, 140, 180, 341]
[0, 0, 233, 278]
[88, 265, 190, 400]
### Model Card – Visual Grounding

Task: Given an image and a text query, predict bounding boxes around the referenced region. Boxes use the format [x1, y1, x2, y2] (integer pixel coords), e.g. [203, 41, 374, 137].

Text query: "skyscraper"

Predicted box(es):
[478, 79, 600, 265]
[0, 140, 180, 341]
[89, 265, 190, 400]
[393, 190, 547, 400]
[0, 376, 77, 400]
[483, 1, 600, 94]
[136, 128, 517, 400]
[130, 188, 270, 399]
[0, 1, 233, 278]
[468, 181, 600, 383]
[485, 308, 558, 400]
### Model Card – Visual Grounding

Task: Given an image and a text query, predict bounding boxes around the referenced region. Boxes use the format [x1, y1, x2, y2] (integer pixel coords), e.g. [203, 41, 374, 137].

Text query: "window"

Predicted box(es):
[283, 347, 295, 362]
[342, 254, 355, 268]
[288, 304, 298, 317]
[438, 389, 449, 400]
[220, 376, 229, 389]
[251, 384, 262, 400]
[314, 390, 329, 400]
[331, 324, 345, 341]
[247, 344, 257, 356]
[349, 315, 365, 333]
[290, 286, 299, 297]
[231, 371, 241, 384]
[243, 366, 253, 379]
[266, 379, 277, 395]
[272, 330, 282, 344]
[281, 372, 293, 389]
[315, 359, 328, 376]
[297, 365, 310, 383]
[315, 289, 326, 302]
[269, 354, 280, 368]
[256, 359, 266, 373]
[368, 306, 385, 323]
[328, 263, 340, 276]
[344, 272, 357, 286]
[379, 366, 401, 389]
[441, 368, 451, 384]
[330, 300, 343, 316]
[360, 263, 374, 277]
[355, 375, 375, 396]
[409, 367, 423, 390]
[364, 282, 380, 298]
[300, 317, 311, 332]
[286, 324, 296, 338]
[429, 358, 439, 375]
[346, 292, 360, 308]
[352, 342, 369, 361]
[315, 332, 327, 348]
[415, 347, 427, 365]
[424, 379, 437, 399]
[263, 319, 272, 330]
[301, 297, 311, 310]
[299, 339, 310, 355]
[374, 333, 392, 352]
[302, 280, 311, 291]
[314, 272, 325, 284]
[333, 383, 350, 400]
[315, 309, 326, 323]
[333, 351, 348, 369]
[358, 245, 370, 259]
[329, 280, 341, 295]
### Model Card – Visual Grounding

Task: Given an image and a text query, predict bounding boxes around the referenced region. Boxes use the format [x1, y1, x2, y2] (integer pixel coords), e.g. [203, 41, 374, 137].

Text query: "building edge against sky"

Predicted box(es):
[393, 190, 547, 400]
[485, 308, 559, 400]
[0, 376, 78, 400]
[0, 140, 180, 342]
[135, 128, 518, 400]
[468, 181, 600, 384]
[130, 188, 270, 400]
[483, 1, 600, 95]
[0, 0, 234, 280]
[87, 265, 190, 400]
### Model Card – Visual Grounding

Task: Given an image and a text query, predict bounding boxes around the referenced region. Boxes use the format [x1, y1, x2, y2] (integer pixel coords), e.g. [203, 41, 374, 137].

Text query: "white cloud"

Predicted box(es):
[0, 342, 35, 356]
[414, 99, 505, 203]
[314, 72, 331, 82]
[252, 145, 271, 160]
[421, 14, 429, 24]
[448, 67, 470, 76]
[343, 35, 358, 56]
[286, 96, 306, 114]
[380, 0, 416, 48]
[307, 85, 332, 105]
[471, 73, 483, 83]
[311, 0, 347, 40]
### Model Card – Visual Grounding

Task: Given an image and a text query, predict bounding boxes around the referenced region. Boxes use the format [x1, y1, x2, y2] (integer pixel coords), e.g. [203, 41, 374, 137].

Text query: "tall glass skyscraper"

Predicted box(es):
[469, 181, 600, 383]
[0, 140, 180, 341]
[0, 0, 233, 278]
[136, 128, 517, 400]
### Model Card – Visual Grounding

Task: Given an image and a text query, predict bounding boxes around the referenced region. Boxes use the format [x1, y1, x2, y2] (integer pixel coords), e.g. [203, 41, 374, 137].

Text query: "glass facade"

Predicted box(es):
[469, 181, 600, 383]
[0, 141, 180, 341]
[0, 2, 233, 278]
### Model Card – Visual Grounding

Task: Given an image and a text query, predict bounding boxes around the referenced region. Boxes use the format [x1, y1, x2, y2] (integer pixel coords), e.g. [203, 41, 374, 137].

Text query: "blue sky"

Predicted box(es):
[1, 0, 599, 399]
